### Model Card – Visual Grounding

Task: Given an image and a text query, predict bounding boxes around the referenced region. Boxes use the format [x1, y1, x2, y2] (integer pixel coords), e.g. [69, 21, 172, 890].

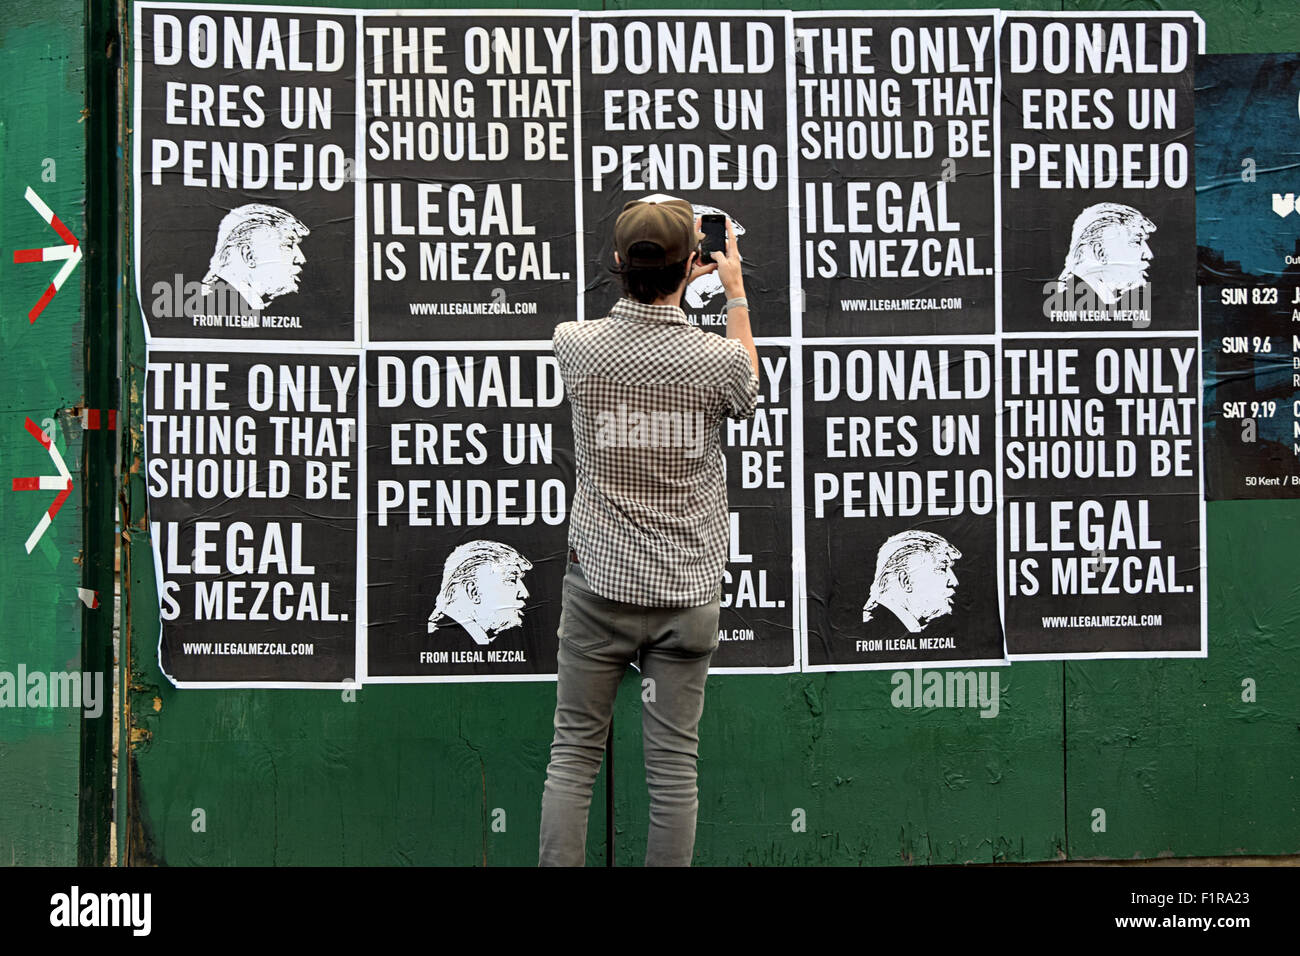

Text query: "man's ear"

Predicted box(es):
[897, 568, 913, 594]
[240, 243, 257, 267]
[464, 578, 481, 605]
[613, 250, 621, 268]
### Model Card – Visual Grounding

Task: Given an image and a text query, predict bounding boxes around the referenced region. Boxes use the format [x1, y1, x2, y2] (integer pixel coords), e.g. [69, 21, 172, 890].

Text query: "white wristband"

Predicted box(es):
[724, 297, 749, 312]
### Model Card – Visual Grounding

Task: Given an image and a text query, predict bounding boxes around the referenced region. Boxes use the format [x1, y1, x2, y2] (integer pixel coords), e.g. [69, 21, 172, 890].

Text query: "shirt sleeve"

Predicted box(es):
[722, 338, 759, 421]
[552, 322, 575, 374]
[551, 323, 574, 401]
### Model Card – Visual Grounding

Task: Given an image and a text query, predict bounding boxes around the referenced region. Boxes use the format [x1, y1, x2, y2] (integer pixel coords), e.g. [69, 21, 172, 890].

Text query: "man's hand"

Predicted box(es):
[686, 255, 717, 287]
[710, 216, 745, 299]
[686, 217, 719, 287]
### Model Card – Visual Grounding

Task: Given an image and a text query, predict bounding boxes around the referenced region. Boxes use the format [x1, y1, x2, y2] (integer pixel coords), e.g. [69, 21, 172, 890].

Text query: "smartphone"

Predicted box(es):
[699, 214, 727, 259]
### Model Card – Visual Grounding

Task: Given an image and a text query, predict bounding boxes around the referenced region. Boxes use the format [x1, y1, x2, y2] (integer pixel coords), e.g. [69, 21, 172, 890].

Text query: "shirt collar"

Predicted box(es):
[879, 592, 923, 633]
[608, 296, 688, 325]
[448, 607, 493, 646]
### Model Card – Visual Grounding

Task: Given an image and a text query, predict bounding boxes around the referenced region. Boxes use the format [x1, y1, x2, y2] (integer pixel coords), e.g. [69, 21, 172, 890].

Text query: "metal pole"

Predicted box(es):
[78, 0, 120, 868]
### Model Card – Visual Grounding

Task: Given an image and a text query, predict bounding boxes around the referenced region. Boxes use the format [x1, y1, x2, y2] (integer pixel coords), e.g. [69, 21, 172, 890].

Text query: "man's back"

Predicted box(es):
[553, 297, 757, 607]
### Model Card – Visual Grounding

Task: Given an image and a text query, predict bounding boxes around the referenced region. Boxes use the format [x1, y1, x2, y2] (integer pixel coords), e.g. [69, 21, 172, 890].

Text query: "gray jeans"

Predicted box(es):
[538, 553, 721, 866]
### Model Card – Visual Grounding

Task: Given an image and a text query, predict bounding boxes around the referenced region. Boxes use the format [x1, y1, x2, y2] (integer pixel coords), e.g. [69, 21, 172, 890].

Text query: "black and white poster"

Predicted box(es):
[579, 14, 793, 334]
[794, 13, 996, 337]
[1002, 340, 1204, 657]
[1197, 53, 1300, 500]
[134, 6, 358, 342]
[802, 345, 1004, 669]
[716, 346, 796, 670]
[132, 6, 1214, 684]
[365, 348, 571, 680]
[146, 352, 360, 685]
[1000, 14, 1201, 334]
[363, 14, 580, 341]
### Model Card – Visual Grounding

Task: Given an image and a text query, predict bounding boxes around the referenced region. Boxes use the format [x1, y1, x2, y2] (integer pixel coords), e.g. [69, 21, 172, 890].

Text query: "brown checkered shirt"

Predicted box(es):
[553, 297, 760, 606]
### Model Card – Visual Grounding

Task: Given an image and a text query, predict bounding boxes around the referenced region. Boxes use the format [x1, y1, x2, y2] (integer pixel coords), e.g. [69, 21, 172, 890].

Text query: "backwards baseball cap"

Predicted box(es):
[614, 193, 703, 268]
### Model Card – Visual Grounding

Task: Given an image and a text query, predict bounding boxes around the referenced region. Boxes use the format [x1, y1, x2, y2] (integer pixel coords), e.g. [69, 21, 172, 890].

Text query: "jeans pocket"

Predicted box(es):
[559, 578, 617, 652]
[671, 600, 722, 656]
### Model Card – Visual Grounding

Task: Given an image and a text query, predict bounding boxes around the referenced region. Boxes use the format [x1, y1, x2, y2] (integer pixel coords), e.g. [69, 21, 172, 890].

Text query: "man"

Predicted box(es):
[201, 202, 309, 310]
[1057, 202, 1156, 306]
[861, 530, 962, 635]
[539, 193, 758, 867]
[427, 540, 532, 646]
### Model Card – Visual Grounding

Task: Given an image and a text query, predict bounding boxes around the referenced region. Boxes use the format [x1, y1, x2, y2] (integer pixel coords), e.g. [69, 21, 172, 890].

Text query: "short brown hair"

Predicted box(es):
[611, 246, 691, 304]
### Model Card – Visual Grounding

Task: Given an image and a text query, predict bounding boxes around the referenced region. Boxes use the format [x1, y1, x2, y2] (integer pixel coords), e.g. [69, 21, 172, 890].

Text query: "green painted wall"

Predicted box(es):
[119, 0, 1300, 866]
[0, 2, 88, 866]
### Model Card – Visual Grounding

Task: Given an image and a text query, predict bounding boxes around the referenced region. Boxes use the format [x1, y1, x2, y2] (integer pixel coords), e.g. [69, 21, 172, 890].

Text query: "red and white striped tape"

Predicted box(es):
[12, 417, 73, 553]
[17, 187, 82, 323]
[13, 244, 77, 263]
[78, 408, 117, 430]
[24, 187, 78, 248]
